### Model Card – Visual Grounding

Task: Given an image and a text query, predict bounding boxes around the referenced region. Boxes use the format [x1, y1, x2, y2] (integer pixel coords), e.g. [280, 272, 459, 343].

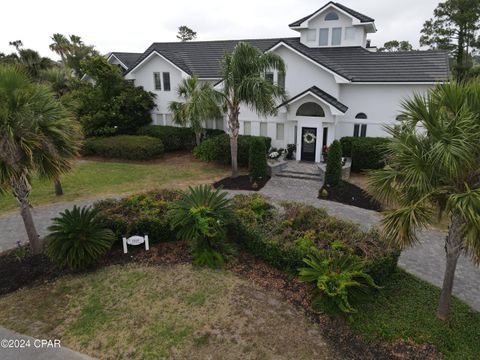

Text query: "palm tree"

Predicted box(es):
[218, 42, 287, 177]
[169, 75, 222, 146]
[0, 65, 83, 254]
[49, 33, 70, 64]
[368, 80, 480, 320]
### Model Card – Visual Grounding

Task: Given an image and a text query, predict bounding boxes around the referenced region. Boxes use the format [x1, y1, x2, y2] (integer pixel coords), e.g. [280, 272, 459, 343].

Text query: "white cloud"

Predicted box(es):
[0, 0, 439, 58]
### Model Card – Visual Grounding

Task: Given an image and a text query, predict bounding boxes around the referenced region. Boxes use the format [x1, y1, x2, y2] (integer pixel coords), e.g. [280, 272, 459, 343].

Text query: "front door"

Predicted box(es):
[301, 127, 317, 162]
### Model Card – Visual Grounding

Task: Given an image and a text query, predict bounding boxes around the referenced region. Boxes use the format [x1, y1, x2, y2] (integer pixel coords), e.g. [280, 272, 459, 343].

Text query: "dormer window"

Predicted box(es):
[325, 12, 339, 21]
[319, 28, 329, 46]
[332, 28, 342, 45]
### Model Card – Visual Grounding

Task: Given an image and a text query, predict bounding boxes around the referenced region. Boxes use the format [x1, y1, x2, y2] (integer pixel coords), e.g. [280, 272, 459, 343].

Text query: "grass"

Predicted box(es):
[0, 264, 335, 359]
[349, 269, 480, 360]
[0, 154, 228, 214]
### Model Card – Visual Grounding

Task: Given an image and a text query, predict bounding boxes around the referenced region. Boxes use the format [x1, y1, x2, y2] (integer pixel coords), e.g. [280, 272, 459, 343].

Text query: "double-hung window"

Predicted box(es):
[332, 27, 342, 46]
[319, 28, 329, 46]
[244, 121, 251, 135]
[265, 72, 274, 84]
[163, 72, 171, 91]
[353, 124, 367, 137]
[153, 72, 161, 90]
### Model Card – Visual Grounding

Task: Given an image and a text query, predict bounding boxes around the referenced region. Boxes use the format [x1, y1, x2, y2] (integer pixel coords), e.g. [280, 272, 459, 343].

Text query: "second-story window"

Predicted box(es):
[265, 72, 274, 84]
[319, 28, 329, 46]
[163, 72, 171, 91]
[153, 72, 161, 90]
[332, 28, 342, 46]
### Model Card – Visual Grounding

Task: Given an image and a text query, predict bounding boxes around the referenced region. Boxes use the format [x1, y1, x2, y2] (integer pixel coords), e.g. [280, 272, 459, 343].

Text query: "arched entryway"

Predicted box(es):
[296, 102, 325, 162]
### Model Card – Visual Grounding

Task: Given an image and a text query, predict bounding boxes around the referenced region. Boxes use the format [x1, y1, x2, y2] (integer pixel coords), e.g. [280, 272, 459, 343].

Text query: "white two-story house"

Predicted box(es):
[113, 1, 449, 162]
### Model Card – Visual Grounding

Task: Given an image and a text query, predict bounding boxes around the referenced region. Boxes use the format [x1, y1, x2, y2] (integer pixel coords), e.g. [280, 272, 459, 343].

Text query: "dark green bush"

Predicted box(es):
[249, 138, 268, 182]
[82, 135, 164, 160]
[340, 137, 390, 172]
[351, 137, 390, 172]
[325, 140, 342, 186]
[137, 125, 195, 152]
[193, 134, 271, 166]
[46, 206, 115, 270]
[94, 190, 181, 243]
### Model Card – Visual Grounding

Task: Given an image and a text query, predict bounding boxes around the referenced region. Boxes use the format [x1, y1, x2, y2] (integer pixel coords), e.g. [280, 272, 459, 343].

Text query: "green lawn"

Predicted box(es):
[349, 269, 480, 360]
[0, 155, 228, 214]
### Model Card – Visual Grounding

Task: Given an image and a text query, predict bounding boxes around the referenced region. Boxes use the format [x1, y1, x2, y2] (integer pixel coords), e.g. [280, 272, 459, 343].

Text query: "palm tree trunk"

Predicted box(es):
[436, 211, 463, 320]
[230, 135, 239, 178]
[12, 179, 42, 254]
[54, 177, 63, 196]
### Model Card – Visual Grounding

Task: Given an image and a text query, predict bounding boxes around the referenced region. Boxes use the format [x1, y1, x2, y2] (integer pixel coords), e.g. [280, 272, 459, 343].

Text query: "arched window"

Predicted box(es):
[355, 113, 367, 119]
[325, 12, 339, 21]
[296, 102, 325, 117]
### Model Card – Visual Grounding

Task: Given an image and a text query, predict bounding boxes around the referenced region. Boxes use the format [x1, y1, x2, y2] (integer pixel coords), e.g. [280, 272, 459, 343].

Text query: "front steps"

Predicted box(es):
[273, 161, 323, 181]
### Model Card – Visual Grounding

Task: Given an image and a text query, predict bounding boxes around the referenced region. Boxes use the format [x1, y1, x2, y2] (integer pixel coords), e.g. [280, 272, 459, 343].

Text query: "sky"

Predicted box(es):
[1, 0, 441, 59]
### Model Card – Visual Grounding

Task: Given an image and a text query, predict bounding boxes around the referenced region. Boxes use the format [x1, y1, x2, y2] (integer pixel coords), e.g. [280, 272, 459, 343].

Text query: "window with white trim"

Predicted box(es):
[260, 122, 268, 136]
[165, 114, 173, 126]
[265, 72, 274, 84]
[276, 123, 284, 141]
[278, 72, 286, 90]
[325, 12, 339, 21]
[163, 72, 171, 91]
[215, 118, 224, 130]
[153, 72, 161, 90]
[353, 124, 367, 137]
[319, 28, 329, 46]
[332, 28, 342, 46]
[244, 121, 251, 135]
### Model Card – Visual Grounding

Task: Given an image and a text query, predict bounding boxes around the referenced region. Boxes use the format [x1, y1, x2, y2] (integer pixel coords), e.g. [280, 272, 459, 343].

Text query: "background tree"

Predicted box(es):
[379, 40, 414, 52]
[69, 56, 155, 137]
[177, 26, 197, 42]
[0, 65, 83, 254]
[368, 80, 480, 320]
[420, 0, 480, 79]
[49, 33, 97, 78]
[169, 75, 222, 145]
[2, 41, 55, 79]
[218, 42, 287, 177]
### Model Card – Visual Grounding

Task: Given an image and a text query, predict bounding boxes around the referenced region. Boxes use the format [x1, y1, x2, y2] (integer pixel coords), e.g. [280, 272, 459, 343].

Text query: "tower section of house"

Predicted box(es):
[115, 1, 449, 163]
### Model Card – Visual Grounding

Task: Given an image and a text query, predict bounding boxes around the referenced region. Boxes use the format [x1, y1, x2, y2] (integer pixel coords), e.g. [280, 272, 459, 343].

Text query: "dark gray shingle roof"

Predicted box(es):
[279, 86, 348, 113]
[289, 2, 375, 27]
[110, 52, 142, 69]
[125, 38, 449, 83]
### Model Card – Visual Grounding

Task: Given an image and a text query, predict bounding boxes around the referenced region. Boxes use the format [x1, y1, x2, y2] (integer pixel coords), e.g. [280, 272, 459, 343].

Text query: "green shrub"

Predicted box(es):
[94, 190, 180, 243]
[137, 125, 195, 152]
[351, 137, 390, 172]
[46, 206, 115, 270]
[82, 135, 164, 160]
[229, 195, 399, 282]
[168, 185, 233, 268]
[325, 140, 342, 186]
[298, 241, 380, 314]
[249, 137, 268, 182]
[340, 137, 355, 157]
[193, 134, 271, 166]
[340, 137, 390, 172]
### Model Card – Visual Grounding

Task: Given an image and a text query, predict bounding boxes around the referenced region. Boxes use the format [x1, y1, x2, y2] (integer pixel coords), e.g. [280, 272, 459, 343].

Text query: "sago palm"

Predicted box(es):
[0, 65, 83, 254]
[169, 75, 222, 146]
[219, 42, 287, 177]
[368, 80, 480, 320]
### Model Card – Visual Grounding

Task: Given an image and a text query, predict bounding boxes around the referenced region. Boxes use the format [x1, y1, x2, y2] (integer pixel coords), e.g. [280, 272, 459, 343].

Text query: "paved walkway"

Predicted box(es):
[0, 326, 94, 360]
[0, 178, 478, 311]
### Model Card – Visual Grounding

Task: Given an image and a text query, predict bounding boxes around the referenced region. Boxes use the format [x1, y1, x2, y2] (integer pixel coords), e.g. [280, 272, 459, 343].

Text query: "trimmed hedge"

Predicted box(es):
[193, 134, 271, 166]
[94, 190, 181, 244]
[249, 138, 268, 181]
[325, 140, 342, 186]
[82, 135, 164, 160]
[137, 125, 225, 152]
[228, 195, 399, 283]
[340, 137, 390, 172]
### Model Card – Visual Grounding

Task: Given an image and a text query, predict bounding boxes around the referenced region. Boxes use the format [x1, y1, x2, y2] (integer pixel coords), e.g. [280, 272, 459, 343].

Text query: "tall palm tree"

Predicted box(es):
[218, 42, 287, 177]
[169, 75, 222, 146]
[0, 65, 83, 254]
[49, 33, 70, 64]
[368, 80, 480, 320]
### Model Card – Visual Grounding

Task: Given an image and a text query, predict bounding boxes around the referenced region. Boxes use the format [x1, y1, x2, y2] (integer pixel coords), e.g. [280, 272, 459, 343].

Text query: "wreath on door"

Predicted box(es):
[303, 132, 316, 144]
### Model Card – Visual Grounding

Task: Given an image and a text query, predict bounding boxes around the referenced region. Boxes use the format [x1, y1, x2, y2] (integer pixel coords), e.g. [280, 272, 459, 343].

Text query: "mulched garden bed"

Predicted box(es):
[0, 241, 440, 360]
[213, 175, 270, 191]
[320, 180, 382, 211]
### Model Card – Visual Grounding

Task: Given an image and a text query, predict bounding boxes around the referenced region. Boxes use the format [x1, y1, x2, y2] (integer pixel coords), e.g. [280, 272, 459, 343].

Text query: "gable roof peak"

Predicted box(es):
[289, 2, 375, 28]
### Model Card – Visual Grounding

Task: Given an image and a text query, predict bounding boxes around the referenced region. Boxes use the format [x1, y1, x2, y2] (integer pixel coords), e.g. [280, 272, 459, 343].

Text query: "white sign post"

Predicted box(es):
[122, 235, 149, 254]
